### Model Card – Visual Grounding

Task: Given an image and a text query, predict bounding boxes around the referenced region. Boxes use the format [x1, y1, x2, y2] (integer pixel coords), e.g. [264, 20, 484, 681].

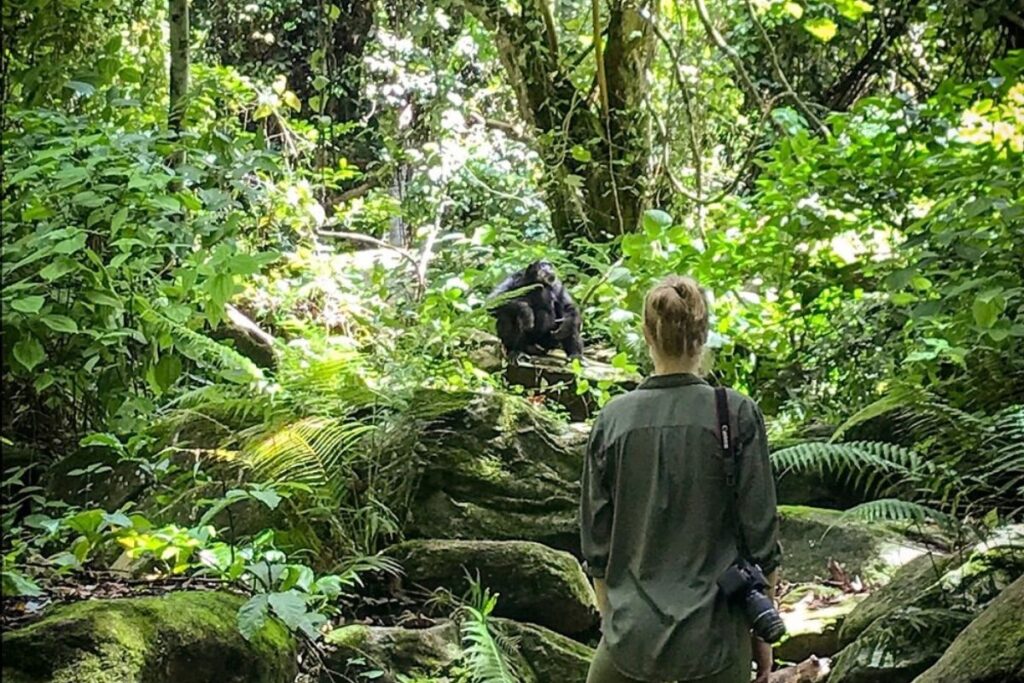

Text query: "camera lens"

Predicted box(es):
[746, 591, 787, 644]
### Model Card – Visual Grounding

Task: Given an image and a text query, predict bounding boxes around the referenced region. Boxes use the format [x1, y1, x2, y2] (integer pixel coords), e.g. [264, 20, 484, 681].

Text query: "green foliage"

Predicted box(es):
[458, 577, 521, 683]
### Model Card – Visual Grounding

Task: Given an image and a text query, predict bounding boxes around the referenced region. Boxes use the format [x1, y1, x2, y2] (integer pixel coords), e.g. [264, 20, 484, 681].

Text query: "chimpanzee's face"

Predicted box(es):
[526, 261, 557, 286]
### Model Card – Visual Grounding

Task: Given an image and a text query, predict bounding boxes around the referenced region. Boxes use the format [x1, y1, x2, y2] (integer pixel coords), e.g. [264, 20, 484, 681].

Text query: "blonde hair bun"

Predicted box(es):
[643, 276, 709, 358]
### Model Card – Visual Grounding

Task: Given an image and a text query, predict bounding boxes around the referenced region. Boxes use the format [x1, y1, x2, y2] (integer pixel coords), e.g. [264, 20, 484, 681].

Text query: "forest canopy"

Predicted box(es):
[1, 0, 1023, 679]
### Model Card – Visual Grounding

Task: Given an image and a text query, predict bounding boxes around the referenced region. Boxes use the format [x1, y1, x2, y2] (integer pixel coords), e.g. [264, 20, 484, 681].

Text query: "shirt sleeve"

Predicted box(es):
[736, 399, 782, 574]
[580, 420, 613, 579]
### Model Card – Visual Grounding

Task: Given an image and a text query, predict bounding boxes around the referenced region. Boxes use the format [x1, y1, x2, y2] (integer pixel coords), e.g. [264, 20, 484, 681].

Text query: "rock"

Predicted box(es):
[777, 585, 865, 662]
[388, 539, 597, 635]
[493, 618, 594, 683]
[913, 574, 1024, 683]
[503, 353, 640, 421]
[1, 592, 297, 683]
[838, 552, 952, 647]
[778, 506, 930, 585]
[324, 619, 593, 683]
[324, 622, 461, 682]
[827, 607, 968, 683]
[407, 393, 587, 556]
[828, 526, 1024, 683]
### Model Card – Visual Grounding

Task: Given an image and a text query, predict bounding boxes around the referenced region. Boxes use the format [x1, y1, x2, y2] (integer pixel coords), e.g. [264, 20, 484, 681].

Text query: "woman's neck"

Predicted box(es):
[651, 354, 701, 376]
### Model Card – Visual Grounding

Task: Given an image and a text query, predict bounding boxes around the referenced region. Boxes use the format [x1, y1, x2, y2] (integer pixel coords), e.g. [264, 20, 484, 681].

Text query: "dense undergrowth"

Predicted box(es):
[3, 0, 1023, 672]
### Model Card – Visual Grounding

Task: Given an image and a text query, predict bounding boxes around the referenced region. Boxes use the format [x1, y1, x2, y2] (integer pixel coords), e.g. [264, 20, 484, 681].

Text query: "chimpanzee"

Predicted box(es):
[489, 261, 583, 364]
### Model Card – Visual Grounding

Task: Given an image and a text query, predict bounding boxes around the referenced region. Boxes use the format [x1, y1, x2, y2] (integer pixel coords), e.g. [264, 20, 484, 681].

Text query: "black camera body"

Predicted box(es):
[717, 559, 786, 643]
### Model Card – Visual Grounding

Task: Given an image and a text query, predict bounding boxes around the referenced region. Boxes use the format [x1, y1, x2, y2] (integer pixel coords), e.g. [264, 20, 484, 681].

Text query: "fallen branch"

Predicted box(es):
[317, 228, 425, 291]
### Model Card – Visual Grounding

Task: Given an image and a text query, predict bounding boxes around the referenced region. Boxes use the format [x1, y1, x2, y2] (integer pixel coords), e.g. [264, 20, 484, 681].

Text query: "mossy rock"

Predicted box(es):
[1, 591, 297, 683]
[827, 605, 973, 683]
[324, 618, 593, 683]
[388, 539, 597, 635]
[839, 552, 953, 647]
[913, 574, 1024, 683]
[777, 586, 865, 662]
[829, 526, 1024, 683]
[493, 618, 594, 683]
[778, 506, 929, 585]
[324, 622, 462, 682]
[407, 393, 587, 555]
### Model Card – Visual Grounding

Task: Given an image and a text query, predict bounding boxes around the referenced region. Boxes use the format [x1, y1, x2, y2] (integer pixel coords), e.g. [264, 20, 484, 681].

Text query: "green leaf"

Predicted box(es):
[80, 433, 122, 450]
[39, 258, 79, 282]
[783, 1, 804, 18]
[54, 233, 88, 255]
[11, 296, 45, 314]
[835, 0, 872, 21]
[2, 571, 43, 597]
[41, 315, 78, 334]
[570, 145, 592, 163]
[66, 80, 96, 97]
[804, 17, 837, 42]
[152, 355, 182, 392]
[642, 209, 673, 234]
[34, 373, 55, 393]
[111, 207, 129, 231]
[237, 594, 270, 641]
[249, 488, 283, 510]
[268, 590, 311, 631]
[283, 92, 301, 112]
[13, 337, 46, 371]
[972, 295, 1005, 328]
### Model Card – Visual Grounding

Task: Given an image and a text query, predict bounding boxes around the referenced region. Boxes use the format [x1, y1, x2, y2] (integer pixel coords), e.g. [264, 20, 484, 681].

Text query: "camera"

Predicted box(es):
[717, 559, 786, 643]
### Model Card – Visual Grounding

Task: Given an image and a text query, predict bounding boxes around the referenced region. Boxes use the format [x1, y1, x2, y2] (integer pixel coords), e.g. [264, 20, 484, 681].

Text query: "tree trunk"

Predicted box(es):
[168, 0, 189, 132]
[466, 0, 655, 246]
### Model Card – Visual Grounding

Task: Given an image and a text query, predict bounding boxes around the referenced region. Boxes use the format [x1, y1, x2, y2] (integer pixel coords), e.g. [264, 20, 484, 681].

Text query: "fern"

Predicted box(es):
[771, 440, 921, 495]
[840, 498, 954, 526]
[459, 576, 522, 683]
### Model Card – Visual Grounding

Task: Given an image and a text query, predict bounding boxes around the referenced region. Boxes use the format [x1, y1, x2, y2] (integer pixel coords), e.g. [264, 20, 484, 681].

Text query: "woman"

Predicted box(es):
[580, 276, 781, 683]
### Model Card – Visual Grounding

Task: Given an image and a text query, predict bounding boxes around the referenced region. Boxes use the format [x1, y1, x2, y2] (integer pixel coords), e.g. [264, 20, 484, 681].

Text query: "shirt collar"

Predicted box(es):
[638, 373, 709, 390]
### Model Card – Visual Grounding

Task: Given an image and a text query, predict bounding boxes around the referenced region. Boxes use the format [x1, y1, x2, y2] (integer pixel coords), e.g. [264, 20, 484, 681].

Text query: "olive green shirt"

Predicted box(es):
[580, 373, 781, 682]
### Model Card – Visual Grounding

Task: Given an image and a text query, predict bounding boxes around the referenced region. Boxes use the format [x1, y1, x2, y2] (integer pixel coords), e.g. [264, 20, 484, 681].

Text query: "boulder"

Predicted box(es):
[778, 506, 930, 585]
[838, 552, 952, 647]
[503, 353, 640, 421]
[1, 592, 297, 683]
[913, 574, 1024, 683]
[324, 618, 593, 683]
[828, 526, 1024, 683]
[325, 622, 461, 682]
[777, 585, 865, 662]
[388, 539, 598, 635]
[493, 618, 593, 683]
[407, 393, 587, 555]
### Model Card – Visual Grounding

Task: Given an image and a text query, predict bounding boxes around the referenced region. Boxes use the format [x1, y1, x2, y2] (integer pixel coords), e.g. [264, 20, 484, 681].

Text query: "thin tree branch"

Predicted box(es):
[692, 0, 783, 134]
[316, 228, 425, 290]
[467, 112, 532, 144]
[743, 0, 830, 136]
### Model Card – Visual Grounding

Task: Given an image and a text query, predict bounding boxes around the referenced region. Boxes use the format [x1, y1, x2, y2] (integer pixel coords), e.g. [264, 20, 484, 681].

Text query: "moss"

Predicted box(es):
[494, 618, 593, 683]
[778, 505, 926, 584]
[914, 575, 1024, 683]
[326, 622, 462, 682]
[838, 552, 952, 647]
[325, 624, 371, 649]
[388, 539, 597, 635]
[1, 592, 296, 683]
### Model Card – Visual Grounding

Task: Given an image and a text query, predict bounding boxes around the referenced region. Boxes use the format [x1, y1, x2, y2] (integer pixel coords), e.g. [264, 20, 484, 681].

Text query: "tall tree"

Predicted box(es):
[464, 0, 656, 245]
[168, 0, 189, 132]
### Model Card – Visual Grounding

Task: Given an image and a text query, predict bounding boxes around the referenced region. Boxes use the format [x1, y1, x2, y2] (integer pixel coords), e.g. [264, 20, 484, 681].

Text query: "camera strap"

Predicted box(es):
[715, 386, 749, 556]
[714, 386, 737, 489]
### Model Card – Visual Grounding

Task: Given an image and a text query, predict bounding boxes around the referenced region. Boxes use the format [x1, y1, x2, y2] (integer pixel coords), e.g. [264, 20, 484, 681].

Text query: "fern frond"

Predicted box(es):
[771, 440, 921, 494]
[839, 498, 956, 527]
[460, 607, 520, 683]
[243, 416, 376, 498]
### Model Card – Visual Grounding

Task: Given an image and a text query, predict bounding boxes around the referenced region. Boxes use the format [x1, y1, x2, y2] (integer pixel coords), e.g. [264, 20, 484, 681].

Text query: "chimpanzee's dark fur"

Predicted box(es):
[490, 261, 583, 363]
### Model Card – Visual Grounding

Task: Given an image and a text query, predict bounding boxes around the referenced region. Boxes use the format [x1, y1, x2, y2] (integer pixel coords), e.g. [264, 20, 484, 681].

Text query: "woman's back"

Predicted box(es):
[581, 373, 779, 681]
